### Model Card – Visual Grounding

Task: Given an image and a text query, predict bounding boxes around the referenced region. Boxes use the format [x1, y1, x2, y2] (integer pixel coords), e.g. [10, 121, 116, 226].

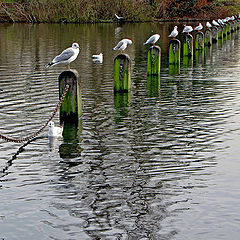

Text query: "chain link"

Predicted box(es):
[0, 84, 69, 143]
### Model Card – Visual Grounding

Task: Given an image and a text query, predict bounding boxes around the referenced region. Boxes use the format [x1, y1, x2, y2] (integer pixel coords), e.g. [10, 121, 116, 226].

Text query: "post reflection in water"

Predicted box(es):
[0, 22, 240, 240]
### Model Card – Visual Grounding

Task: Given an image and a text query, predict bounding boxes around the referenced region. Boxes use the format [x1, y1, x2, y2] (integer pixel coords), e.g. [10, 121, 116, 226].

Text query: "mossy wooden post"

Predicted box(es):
[147, 46, 161, 75]
[223, 25, 227, 38]
[195, 32, 204, 51]
[169, 39, 181, 65]
[218, 26, 223, 41]
[147, 75, 160, 97]
[114, 54, 131, 92]
[212, 27, 218, 43]
[204, 29, 212, 47]
[59, 70, 82, 125]
[169, 39, 180, 75]
[226, 23, 231, 35]
[183, 34, 193, 57]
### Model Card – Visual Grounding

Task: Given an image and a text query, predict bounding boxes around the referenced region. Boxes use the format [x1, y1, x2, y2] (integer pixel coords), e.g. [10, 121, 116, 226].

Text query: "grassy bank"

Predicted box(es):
[0, 0, 239, 23]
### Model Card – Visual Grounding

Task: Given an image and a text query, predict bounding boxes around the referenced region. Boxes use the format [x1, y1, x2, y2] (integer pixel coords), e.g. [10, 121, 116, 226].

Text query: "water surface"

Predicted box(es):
[0, 22, 240, 240]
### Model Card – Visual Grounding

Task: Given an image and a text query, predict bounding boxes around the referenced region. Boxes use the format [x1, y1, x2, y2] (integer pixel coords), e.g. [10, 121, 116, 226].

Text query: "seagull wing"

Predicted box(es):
[53, 48, 75, 63]
[113, 40, 124, 50]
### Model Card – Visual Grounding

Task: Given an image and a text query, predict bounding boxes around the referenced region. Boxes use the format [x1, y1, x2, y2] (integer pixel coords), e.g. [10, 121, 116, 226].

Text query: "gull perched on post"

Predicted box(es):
[143, 34, 160, 46]
[47, 43, 80, 69]
[113, 39, 132, 53]
[194, 23, 203, 32]
[168, 26, 178, 38]
[212, 20, 220, 27]
[182, 25, 193, 34]
[206, 21, 212, 28]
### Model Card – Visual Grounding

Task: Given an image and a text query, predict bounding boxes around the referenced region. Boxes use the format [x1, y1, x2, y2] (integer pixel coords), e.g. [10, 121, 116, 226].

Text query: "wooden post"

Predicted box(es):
[169, 64, 180, 75]
[147, 46, 161, 75]
[114, 92, 130, 122]
[59, 70, 82, 125]
[147, 75, 160, 97]
[114, 54, 131, 92]
[204, 29, 212, 47]
[223, 25, 227, 38]
[169, 39, 181, 65]
[183, 34, 193, 57]
[226, 23, 231, 35]
[195, 32, 204, 51]
[212, 27, 218, 43]
[218, 26, 223, 40]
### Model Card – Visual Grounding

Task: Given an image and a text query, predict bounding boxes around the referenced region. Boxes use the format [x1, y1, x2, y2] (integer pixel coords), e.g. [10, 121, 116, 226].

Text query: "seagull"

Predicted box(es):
[115, 14, 124, 22]
[212, 20, 220, 27]
[47, 43, 79, 69]
[92, 53, 103, 63]
[113, 39, 132, 53]
[48, 121, 63, 137]
[206, 22, 212, 28]
[194, 23, 203, 32]
[168, 26, 178, 38]
[143, 34, 160, 46]
[218, 19, 224, 26]
[182, 25, 193, 34]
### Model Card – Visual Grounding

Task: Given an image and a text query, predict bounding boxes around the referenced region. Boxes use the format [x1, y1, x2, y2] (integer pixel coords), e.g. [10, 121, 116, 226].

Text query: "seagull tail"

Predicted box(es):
[46, 62, 54, 68]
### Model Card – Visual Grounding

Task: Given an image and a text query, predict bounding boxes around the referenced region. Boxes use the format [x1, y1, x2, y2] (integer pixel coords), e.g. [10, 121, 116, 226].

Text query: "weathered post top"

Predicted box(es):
[58, 69, 82, 124]
[147, 45, 161, 76]
[114, 53, 131, 93]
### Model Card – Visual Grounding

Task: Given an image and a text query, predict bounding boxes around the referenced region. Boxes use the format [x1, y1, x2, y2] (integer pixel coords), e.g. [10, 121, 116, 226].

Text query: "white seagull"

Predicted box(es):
[168, 26, 178, 38]
[47, 43, 79, 69]
[92, 53, 103, 63]
[194, 23, 203, 31]
[113, 39, 132, 53]
[48, 121, 63, 137]
[212, 20, 220, 27]
[143, 34, 160, 46]
[182, 25, 193, 34]
[206, 22, 212, 28]
[218, 19, 224, 25]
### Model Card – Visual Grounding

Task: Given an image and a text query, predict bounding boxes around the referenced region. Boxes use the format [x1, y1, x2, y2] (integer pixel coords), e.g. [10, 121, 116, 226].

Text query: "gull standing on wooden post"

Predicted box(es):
[212, 20, 220, 27]
[47, 43, 80, 69]
[194, 23, 203, 32]
[206, 22, 212, 28]
[168, 26, 178, 38]
[113, 39, 132, 53]
[144, 34, 160, 46]
[182, 25, 193, 34]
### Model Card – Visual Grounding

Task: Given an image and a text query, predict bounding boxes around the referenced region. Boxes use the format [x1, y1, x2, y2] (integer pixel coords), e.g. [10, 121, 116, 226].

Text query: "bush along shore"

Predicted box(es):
[0, 0, 240, 23]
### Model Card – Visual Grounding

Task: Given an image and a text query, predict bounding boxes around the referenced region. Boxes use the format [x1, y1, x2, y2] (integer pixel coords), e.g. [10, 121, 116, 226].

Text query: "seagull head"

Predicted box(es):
[72, 43, 80, 49]
[48, 121, 55, 127]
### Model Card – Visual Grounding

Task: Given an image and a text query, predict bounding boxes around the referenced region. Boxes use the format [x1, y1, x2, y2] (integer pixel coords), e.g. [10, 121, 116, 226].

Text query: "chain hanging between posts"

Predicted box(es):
[0, 84, 69, 143]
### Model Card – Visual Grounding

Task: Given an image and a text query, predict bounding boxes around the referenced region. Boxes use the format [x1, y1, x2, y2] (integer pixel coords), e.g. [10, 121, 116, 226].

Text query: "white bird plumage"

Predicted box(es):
[47, 43, 79, 69]
[92, 53, 103, 62]
[212, 20, 220, 26]
[115, 14, 124, 21]
[144, 34, 160, 46]
[194, 23, 203, 31]
[113, 39, 132, 53]
[48, 121, 63, 137]
[182, 25, 193, 34]
[206, 21, 212, 28]
[168, 26, 178, 38]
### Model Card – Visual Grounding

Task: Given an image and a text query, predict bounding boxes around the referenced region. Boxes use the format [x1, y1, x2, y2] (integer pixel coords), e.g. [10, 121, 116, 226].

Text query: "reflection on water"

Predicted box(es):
[0, 22, 240, 239]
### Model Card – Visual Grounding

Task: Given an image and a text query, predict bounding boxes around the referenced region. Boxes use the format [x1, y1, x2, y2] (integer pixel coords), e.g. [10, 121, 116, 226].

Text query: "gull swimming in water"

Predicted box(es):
[194, 23, 203, 32]
[143, 34, 160, 46]
[92, 53, 103, 63]
[182, 25, 193, 34]
[168, 26, 178, 38]
[113, 39, 132, 53]
[206, 21, 212, 28]
[47, 43, 79, 69]
[48, 121, 63, 137]
[212, 20, 220, 27]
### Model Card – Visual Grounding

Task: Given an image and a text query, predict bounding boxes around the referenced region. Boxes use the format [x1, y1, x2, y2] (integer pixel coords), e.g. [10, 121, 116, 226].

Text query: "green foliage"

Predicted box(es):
[0, 0, 239, 23]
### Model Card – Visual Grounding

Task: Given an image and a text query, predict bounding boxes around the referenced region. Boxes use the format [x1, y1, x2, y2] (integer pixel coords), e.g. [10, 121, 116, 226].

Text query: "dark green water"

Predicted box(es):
[0, 22, 240, 240]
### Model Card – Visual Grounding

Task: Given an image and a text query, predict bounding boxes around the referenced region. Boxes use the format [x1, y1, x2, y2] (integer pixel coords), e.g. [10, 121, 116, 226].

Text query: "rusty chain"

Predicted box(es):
[0, 84, 69, 143]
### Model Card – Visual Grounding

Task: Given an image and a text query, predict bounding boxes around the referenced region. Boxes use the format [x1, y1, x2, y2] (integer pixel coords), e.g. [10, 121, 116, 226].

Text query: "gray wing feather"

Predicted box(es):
[53, 48, 74, 62]
[114, 41, 124, 50]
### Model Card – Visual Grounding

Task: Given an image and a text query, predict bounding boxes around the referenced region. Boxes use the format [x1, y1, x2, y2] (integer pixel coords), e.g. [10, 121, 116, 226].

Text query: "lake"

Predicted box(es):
[0, 22, 240, 240]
